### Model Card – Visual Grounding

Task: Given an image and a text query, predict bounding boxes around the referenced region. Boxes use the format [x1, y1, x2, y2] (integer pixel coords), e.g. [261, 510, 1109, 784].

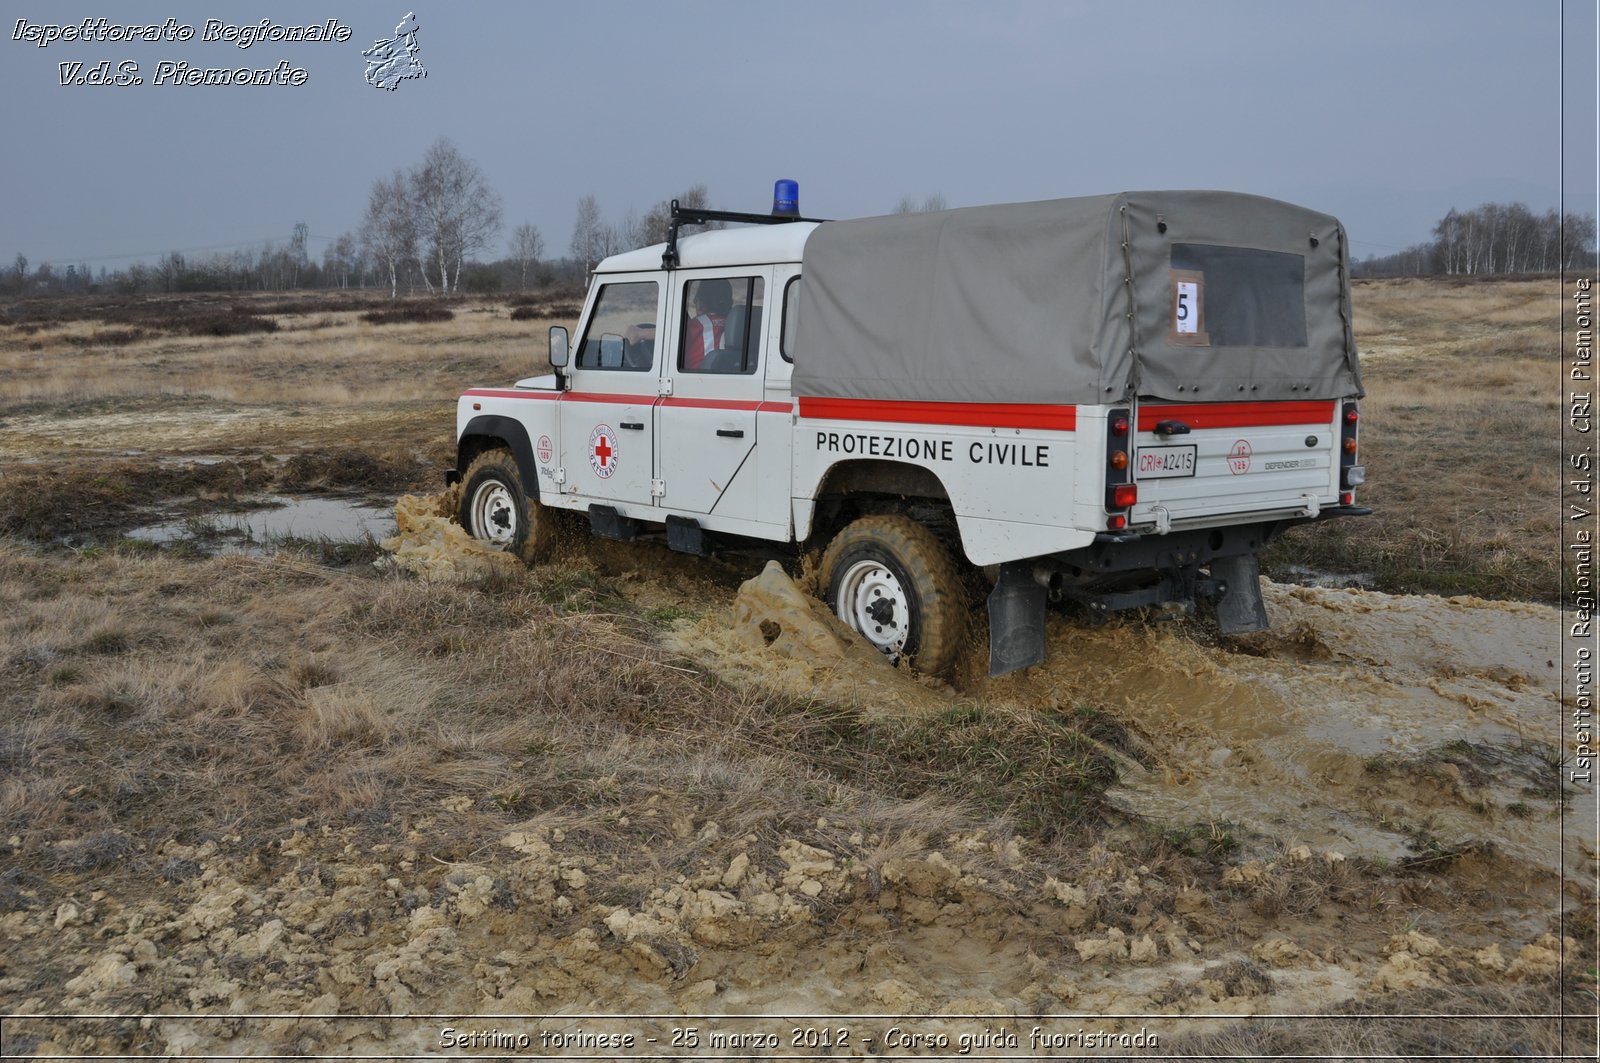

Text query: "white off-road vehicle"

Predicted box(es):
[451, 185, 1367, 676]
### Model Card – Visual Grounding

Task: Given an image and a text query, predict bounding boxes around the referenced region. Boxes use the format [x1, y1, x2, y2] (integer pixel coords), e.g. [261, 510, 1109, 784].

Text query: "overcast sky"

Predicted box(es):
[2, 1, 1595, 272]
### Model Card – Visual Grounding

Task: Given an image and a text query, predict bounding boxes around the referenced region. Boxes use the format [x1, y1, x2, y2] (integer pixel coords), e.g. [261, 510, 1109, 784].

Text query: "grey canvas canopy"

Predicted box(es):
[791, 190, 1362, 406]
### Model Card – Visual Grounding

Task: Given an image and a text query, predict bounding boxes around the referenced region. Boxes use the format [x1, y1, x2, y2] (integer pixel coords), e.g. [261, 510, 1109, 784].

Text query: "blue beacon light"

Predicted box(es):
[772, 179, 800, 218]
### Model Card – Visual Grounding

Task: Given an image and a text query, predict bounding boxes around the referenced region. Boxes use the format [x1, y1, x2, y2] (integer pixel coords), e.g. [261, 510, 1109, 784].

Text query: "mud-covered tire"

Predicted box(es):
[458, 448, 551, 564]
[821, 514, 968, 677]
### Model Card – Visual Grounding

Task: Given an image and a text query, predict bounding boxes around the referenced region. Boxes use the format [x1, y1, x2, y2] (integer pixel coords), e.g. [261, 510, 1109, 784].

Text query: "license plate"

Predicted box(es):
[1136, 445, 1196, 479]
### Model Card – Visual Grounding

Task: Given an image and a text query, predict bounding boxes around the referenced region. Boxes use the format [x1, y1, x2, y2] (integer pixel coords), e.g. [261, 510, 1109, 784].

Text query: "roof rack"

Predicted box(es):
[661, 200, 827, 269]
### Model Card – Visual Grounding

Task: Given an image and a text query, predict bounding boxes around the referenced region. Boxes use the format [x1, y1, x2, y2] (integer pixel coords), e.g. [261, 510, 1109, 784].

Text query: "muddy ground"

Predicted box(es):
[0, 286, 1594, 1059]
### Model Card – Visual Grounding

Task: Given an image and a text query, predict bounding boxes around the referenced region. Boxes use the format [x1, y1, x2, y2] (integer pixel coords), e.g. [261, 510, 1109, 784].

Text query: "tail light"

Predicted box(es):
[1339, 400, 1362, 498]
[1105, 408, 1133, 517]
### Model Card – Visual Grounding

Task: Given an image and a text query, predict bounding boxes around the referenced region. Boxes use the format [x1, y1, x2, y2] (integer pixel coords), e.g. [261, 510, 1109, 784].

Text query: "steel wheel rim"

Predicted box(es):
[469, 480, 518, 548]
[836, 559, 909, 657]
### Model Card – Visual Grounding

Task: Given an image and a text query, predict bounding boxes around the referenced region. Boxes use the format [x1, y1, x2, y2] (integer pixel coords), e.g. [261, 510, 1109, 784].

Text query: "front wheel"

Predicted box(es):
[820, 514, 968, 677]
[458, 448, 551, 564]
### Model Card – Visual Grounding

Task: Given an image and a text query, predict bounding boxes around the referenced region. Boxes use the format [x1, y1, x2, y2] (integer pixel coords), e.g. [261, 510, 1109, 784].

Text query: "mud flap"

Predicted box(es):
[1211, 553, 1270, 635]
[988, 562, 1046, 676]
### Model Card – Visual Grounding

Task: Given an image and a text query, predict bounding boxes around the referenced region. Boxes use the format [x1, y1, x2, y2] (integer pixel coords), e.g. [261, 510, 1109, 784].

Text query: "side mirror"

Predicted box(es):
[599, 333, 625, 368]
[548, 326, 569, 368]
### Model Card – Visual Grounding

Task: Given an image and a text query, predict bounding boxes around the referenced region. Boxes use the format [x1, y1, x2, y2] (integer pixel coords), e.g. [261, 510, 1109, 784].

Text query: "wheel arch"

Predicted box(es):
[804, 458, 955, 549]
[458, 415, 539, 501]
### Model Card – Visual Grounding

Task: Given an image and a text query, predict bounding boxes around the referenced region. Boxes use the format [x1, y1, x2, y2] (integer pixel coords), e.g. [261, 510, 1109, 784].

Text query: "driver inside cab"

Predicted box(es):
[622, 278, 732, 371]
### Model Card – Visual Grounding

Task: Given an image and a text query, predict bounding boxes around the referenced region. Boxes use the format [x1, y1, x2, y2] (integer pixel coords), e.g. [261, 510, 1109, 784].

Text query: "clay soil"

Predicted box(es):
[0, 284, 1593, 1059]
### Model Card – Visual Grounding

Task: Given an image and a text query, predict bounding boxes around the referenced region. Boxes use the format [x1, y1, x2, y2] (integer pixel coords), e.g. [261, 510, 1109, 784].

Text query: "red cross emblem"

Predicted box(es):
[588, 424, 618, 479]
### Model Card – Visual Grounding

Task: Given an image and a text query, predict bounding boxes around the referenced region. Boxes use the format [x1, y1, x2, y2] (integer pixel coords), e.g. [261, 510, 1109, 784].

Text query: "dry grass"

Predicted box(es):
[1162, 981, 1595, 1060]
[0, 540, 1121, 907]
[1265, 276, 1564, 600]
[0, 292, 574, 408]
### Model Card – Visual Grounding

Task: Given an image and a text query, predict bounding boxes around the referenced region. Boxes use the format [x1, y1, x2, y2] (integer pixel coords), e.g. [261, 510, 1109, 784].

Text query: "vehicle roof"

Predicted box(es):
[793, 190, 1360, 406]
[596, 221, 820, 273]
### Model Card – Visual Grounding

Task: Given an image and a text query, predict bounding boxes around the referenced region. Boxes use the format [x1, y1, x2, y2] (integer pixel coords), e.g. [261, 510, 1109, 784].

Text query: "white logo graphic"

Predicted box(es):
[363, 12, 425, 90]
[589, 425, 618, 479]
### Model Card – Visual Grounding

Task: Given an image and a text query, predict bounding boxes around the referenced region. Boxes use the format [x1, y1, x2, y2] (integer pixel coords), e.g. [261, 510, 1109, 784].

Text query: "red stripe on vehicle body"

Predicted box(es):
[1137, 400, 1335, 431]
[465, 390, 793, 413]
[797, 396, 1077, 431]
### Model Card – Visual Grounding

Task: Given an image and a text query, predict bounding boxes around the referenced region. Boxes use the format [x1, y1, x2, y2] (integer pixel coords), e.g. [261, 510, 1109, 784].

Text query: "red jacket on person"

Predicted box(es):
[683, 313, 725, 370]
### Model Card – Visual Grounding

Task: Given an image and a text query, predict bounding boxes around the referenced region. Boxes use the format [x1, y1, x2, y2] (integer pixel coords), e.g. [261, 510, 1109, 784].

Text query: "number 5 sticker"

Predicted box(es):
[1169, 269, 1209, 345]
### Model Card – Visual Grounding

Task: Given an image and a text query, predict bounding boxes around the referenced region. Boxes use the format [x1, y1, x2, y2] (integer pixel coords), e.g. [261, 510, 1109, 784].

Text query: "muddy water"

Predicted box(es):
[679, 560, 1586, 890]
[976, 583, 1585, 885]
[128, 495, 395, 550]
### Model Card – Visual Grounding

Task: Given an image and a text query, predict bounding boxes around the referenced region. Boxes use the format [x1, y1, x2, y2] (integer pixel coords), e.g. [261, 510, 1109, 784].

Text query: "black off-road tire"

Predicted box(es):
[458, 448, 551, 564]
[821, 514, 969, 677]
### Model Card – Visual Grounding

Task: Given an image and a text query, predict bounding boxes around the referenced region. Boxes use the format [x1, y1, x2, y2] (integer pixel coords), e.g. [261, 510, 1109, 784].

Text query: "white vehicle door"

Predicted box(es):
[559, 275, 663, 508]
[656, 270, 772, 522]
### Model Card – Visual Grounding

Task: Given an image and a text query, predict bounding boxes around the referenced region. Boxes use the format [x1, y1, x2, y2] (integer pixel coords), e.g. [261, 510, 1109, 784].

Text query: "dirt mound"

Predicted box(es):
[378, 489, 523, 582]
[730, 560, 887, 666]
[667, 560, 949, 716]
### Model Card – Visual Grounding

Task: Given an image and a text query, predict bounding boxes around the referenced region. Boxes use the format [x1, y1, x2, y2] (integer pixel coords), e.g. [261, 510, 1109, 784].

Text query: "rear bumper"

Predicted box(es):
[1067, 505, 1370, 580]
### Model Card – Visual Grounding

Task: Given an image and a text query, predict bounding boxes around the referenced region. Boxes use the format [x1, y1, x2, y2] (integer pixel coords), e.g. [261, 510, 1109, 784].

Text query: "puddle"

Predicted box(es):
[127, 495, 394, 552]
[154, 454, 232, 467]
[1075, 584, 1583, 877]
[1280, 564, 1377, 589]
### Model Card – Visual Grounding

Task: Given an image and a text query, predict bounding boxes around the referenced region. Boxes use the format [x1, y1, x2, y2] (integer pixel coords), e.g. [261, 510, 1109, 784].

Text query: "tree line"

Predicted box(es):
[1355, 201, 1596, 277]
[3, 142, 964, 301]
[34, 175, 1586, 299]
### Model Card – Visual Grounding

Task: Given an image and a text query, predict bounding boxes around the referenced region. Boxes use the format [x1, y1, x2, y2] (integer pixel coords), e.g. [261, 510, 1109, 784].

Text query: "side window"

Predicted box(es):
[780, 275, 800, 363]
[679, 276, 764, 374]
[576, 280, 658, 370]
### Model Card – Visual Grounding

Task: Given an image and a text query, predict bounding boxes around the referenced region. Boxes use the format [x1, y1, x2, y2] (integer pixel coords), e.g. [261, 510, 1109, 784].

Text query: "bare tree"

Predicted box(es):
[155, 251, 185, 292]
[570, 194, 605, 273]
[410, 139, 502, 294]
[619, 207, 646, 251]
[360, 170, 417, 299]
[1566, 211, 1598, 271]
[509, 223, 544, 290]
[324, 232, 360, 289]
[289, 221, 310, 288]
[636, 185, 721, 248]
[894, 193, 949, 214]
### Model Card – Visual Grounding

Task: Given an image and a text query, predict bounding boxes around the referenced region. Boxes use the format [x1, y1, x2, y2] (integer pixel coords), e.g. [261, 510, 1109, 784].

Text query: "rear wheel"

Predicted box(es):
[821, 514, 968, 677]
[458, 448, 551, 564]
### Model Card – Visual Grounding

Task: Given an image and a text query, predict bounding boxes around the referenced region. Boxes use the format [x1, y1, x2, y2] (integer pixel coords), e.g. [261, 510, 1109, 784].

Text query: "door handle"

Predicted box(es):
[716, 428, 745, 439]
[620, 421, 644, 430]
